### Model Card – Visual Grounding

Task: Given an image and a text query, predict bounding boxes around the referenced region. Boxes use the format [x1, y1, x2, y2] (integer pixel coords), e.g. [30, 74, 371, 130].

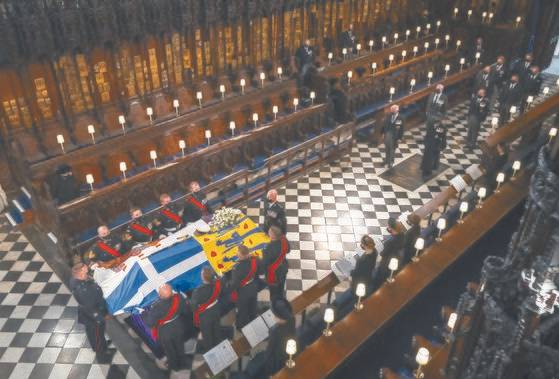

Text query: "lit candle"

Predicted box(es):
[229, 121, 236, 136]
[252, 112, 259, 128]
[328, 52, 333, 65]
[196, 91, 203, 108]
[467, 9, 472, 20]
[272, 105, 279, 120]
[412, 237, 424, 262]
[495, 172, 505, 192]
[444, 64, 450, 78]
[86, 174, 94, 192]
[489, 12, 494, 23]
[482, 11, 487, 23]
[435, 38, 440, 49]
[293, 97, 299, 111]
[368, 40, 374, 52]
[323, 308, 334, 337]
[426, 23, 431, 32]
[516, 16, 521, 27]
[512, 160, 521, 179]
[310, 91, 316, 105]
[393, 32, 399, 44]
[427, 71, 433, 86]
[436, 20, 441, 32]
[118, 115, 126, 134]
[436, 218, 447, 242]
[219, 84, 226, 100]
[415, 348, 430, 378]
[259, 72, 266, 88]
[56, 134, 65, 153]
[146, 107, 153, 123]
[454, 8, 459, 18]
[240, 78, 246, 94]
[416, 26, 421, 38]
[445, 34, 450, 48]
[477, 187, 487, 208]
[205, 129, 212, 145]
[458, 201, 468, 224]
[120, 162, 127, 180]
[381, 36, 387, 48]
[355, 283, 366, 310]
[387, 258, 399, 283]
[456, 39, 462, 51]
[87, 124, 95, 144]
[347, 70, 353, 85]
[388, 54, 394, 66]
[424, 41, 429, 55]
[475, 52, 481, 64]
[179, 139, 186, 157]
[550, 127, 558, 143]
[342, 47, 348, 59]
[405, 29, 410, 41]
[173, 99, 180, 116]
[459, 57, 465, 71]
[389, 86, 396, 102]
[277, 66, 283, 80]
[150, 150, 157, 168]
[371, 62, 377, 74]
[356, 43, 362, 54]
[410, 78, 416, 93]
[413, 46, 418, 57]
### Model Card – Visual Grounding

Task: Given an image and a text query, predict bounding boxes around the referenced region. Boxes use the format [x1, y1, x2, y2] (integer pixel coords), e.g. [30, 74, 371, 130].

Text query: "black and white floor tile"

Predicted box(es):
[0, 74, 556, 378]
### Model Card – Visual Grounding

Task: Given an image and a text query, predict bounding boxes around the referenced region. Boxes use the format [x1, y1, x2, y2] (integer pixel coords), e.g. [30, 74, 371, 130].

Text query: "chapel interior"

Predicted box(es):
[0, 0, 559, 378]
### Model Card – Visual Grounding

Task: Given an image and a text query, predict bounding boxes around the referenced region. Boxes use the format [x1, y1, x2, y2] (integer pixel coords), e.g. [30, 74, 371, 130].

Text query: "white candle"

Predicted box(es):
[252, 113, 258, 127]
[87, 124, 95, 144]
[272, 105, 279, 119]
[179, 139, 186, 156]
[229, 121, 236, 136]
[401, 50, 407, 61]
[240, 78, 246, 94]
[196, 91, 203, 108]
[460, 57, 465, 71]
[260, 72, 266, 87]
[310, 91, 316, 105]
[405, 29, 410, 41]
[120, 162, 127, 179]
[393, 33, 399, 44]
[416, 26, 421, 38]
[467, 9, 472, 20]
[456, 40, 462, 51]
[293, 97, 299, 111]
[173, 99, 180, 116]
[435, 38, 440, 49]
[516, 16, 521, 27]
[424, 42, 429, 54]
[146, 107, 153, 123]
[410, 78, 416, 92]
[277, 66, 283, 80]
[368, 40, 374, 52]
[388, 54, 394, 66]
[86, 174, 94, 191]
[57, 134, 65, 153]
[356, 43, 362, 53]
[150, 150, 157, 167]
[219, 84, 226, 100]
[413, 46, 418, 57]
[342, 48, 347, 57]
[328, 52, 333, 65]
[205, 129, 211, 145]
[475, 52, 481, 63]
[444, 64, 450, 77]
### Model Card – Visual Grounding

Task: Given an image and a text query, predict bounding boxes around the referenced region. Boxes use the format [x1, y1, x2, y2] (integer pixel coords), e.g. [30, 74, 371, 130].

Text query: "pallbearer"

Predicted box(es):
[263, 189, 287, 234]
[191, 267, 222, 352]
[183, 181, 212, 223]
[141, 284, 190, 373]
[229, 245, 259, 329]
[86, 225, 128, 268]
[123, 207, 156, 249]
[262, 226, 290, 303]
[153, 193, 184, 236]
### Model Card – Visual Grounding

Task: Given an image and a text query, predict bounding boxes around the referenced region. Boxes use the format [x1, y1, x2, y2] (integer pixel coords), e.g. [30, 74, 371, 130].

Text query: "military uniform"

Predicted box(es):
[426, 92, 448, 120]
[191, 280, 222, 352]
[262, 236, 290, 303]
[491, 63, 508, 91]
[87, 235, 125, 264]
[142, 293, 191, 371]
[183, 192, 212, 223]
[473, 71, 494, 98]
[229, 256, 259, 329]
[123, 217, 155, 251]
[155, 203, 184, 235]
[69, 277, 109, 356]
[263, 200, 287, 234]
[466, 94, 490, 148]
[499, 80, 523, 125]
[382, 112, 404, 168]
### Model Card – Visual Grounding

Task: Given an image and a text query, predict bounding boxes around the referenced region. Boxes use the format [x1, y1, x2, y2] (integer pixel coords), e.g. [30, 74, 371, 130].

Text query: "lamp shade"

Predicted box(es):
[293, 98, 299, 106]
[328, 52, 333, 59]
[510, 105, 517, 114]
[445, 64, 450, 71]
[149, 150, 157, 160]
[369, 40, 374, 47]
[402, 50, 407, 57]
[355, 283, 366, 297]
[435, 38, 440, 45]
[526, 95, 534, 103]
[478, 187, 487, 198]
[460, 58, 465, 65]
[173, 99, 179, 108]
[406, 30, 410, 36]
[310, 91, 316, 99]
[286, 339, 297, 355]
[448, 312, 457, 329]
[381, 36, 386, 43]
[410, 79, 416, 86]
[372, 62, 377, 69]
[119, 162, 127, 172]
[414, 237, 424, 250]
[277, 67, 283, 75]
[516, 16, 521, 23]
[496, 172, 505, 183]
[491, 117, 499, 126]
[475, 52, 481, 59]
[118, 115, 126, 124]
[219, 84, 226, 93]
[347, 70, 353, 78]
[426, 23, 431, 30]
[388, 257, 399, 271]
[259, 72, 266, 80]
[252, 113, 259, 121]
[388, 54, 394, 61]
[196, 91, 202, 100]
[86, 174, 94, 184]
[229, 121, 236, 130]
[543, 87, 550, 95]
[205, 130, 212, 139]
[445, 34, 450, 41]
[324, 308, 334, 323]
[146, 107, 153, 116]
[416, 26, 421, 32]
[424, 42, 429, 49]
[87, 124, 95, 134]
[413, 46, 418, 53]
[556, 78, 559, 87]
[342, 48, 347, 55]
[389, 87, 395, 94]
[460, 201, 469, 213]
[273, 105, 279, 113]
[437, 218, 447, 230]
[512, 160, 521, 170]
[550, 127, 558, 137]
[240, 78, 246, 86]
[56, 134, 65, 144]
[456, 40, 462, 47]
[394, 32, 399, 40]
[416, 347, 430, 365]
[356, 43, 361, 51]
[178, 140, 186, 149]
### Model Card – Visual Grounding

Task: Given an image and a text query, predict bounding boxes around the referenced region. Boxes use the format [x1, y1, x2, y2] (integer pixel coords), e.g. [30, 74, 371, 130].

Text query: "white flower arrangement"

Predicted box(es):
[211, 207, 243, 231]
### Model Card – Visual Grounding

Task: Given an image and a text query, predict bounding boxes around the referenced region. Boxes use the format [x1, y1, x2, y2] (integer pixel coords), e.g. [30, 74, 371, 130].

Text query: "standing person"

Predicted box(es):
[295, 39, 315, 82]
[191, 267, 222, 352]
[421, 115, 447, 179]
[350, 235, 378, 295]
[141, 284, 190, 373]
[473, 66, 493, 97]
[183, 181, 212, 223]
[153, 193, 184, 237]
[469, 37, 484, 65]
[510, 53, 533, 84]
[69, 263, 114, 362]
[262, 189, 287, 234]
[340, 23, 357, 54]
[490, 56, 508, 107]
[262, 226, 290, 304]
[524, 65, 543, 97]
[499, 74, 523, 125]
[381, 104, 404, 168]
[50, 164, 81, 205]
[466, 88, 490, 149]
[426, 84, 448, 120]
[229, 245, 259, 329]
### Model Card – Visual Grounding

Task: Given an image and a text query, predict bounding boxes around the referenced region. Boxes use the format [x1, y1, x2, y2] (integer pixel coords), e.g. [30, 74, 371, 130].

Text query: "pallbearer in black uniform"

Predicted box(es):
[381, 104, 404, 168]
[350, 235, 377, 295]
[295, 39, 315, 81]
[426, 84, 448, 120]
[499, 74, 523, 125]
[262, 226, 290, 303]
[228, 245, 258, 329]
[183, 181, 212, 223]
[263, 189, 287, 234]
[421, 114, 447, 178]
[466, 88, 490, 149]
[340, 23, 357, 54]
[191, 267, 222, 352]
[153, 193, 184, 237]
[141, 284, 189, 373]
[124, 207, 155, 246]
[70, 263, 115, 361]
[86, 225, 129, 269]
[402, 214, 421, 266]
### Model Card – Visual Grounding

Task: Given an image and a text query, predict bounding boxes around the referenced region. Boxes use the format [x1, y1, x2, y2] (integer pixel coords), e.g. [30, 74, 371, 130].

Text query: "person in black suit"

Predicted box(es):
[491, 56, 508, 92]
[499, 74, 523, 125]
[191, 267, 222, 352]
[510, 53, 534, 84]
[421, 115, 447, 178]
[228, 245, 258, 329]
[473, 66, 493, 98]
[295, 39, 315, 81]
[340, 23, 357, 54]
[350, 235, 378, 295]
[262, 189, 287, 234]
[521, 65, 543, 113]
[381, 104, 405, 168]
[371, 218, 405, 290]
[466, 89, 490, 149]
[426, 84, 448, 120]
[402, 214, 421, 266]
[469, 37, 485, 65]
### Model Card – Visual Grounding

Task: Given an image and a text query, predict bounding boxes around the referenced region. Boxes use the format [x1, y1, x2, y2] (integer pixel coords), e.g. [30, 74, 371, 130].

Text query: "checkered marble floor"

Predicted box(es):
[0, 75, 556, 379]
[0, 218, 139, 379]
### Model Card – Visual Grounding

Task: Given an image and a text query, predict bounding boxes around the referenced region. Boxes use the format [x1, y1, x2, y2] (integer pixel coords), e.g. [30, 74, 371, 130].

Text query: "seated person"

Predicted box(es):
[402, 214, 421, 266]
[122, 207, 156, 249]
[183, 181, 212, 223]
[85, 225, 131, 269]
[153, 193, 184, 236]
[350, 235, 378, 295]
[371, 217, 405, 290]
[50, 164, 80, 204]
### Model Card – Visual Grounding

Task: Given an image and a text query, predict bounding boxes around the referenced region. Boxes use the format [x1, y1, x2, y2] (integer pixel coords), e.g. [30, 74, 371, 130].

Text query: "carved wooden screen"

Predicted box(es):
[33, 77, 53, 120]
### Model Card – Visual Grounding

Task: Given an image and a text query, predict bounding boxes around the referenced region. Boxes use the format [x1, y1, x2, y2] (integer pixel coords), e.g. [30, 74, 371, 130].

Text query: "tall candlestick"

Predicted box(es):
[179, 139, 186, 157]
[173, 99, 180, 117]
[219, 84, 226, 100]
[146, 107, 153, 123]
[87, 124, 95, 144]
[150, 150, 157, 168]
[240, 78, 246, 94]
[259, 72, 266, 88]
[229, 121, 236, 136]
[118, 115, 126, 134]
[57, 134, 65, 153]
[196, 91, 203, 108]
